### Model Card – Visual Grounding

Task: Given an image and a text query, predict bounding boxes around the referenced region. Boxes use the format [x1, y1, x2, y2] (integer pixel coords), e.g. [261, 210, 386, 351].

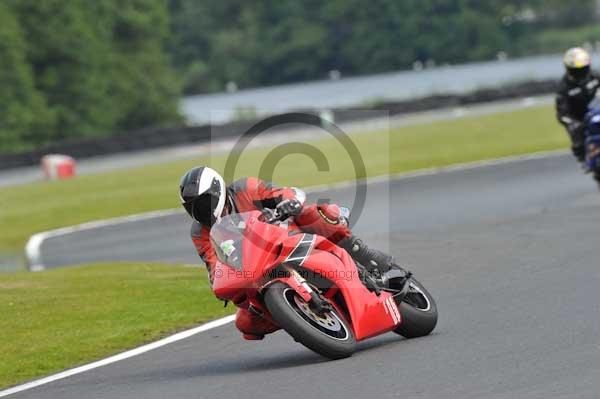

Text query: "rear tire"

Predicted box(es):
[264, 282, 356, 359]
[394, 277, 438, 338]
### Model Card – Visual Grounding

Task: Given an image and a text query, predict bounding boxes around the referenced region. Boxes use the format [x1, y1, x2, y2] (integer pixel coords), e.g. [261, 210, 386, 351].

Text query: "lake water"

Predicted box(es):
[180, 53, 600, 124]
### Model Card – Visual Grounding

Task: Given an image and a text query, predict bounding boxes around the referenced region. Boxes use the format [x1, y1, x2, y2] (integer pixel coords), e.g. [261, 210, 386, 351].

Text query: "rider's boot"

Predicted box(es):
[340, 236, 395, 274]
[340, 236, 410, 290]
[581, 162, 592, 173]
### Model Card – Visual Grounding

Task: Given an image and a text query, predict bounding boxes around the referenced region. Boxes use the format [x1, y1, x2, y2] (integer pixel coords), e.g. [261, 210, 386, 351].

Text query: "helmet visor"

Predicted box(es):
[191, 193, 220, 226]
[568, 65, 590, 82]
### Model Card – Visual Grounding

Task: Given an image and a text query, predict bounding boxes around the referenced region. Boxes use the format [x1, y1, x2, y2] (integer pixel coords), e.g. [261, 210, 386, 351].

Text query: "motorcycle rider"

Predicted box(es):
[179, 166, 403, 340]
[556, 47, 600, 172]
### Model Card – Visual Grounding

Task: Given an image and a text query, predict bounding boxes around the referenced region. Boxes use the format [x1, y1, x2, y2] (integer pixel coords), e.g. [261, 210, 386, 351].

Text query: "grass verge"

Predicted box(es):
[0, 105, 568, 256]
[0, 263, 226, 389]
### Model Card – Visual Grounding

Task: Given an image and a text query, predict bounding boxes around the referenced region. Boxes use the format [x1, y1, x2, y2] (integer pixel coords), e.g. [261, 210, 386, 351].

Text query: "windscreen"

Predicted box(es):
[209, 212, 253, 270]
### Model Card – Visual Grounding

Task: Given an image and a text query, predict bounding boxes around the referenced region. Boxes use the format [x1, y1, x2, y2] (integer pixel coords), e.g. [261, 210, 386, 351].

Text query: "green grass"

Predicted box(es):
[0, 105, 568, 257]
[0, 263, 228, 389]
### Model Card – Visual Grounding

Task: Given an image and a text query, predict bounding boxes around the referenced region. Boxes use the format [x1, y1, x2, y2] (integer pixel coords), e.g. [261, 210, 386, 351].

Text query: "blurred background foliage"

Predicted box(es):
[169, 0, 600, 93]
[0, 0, 182, 152]
[1, 0, 599, 152]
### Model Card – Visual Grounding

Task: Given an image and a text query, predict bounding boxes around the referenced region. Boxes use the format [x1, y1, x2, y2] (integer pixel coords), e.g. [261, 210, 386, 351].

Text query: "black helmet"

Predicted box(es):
[179, 167, 226, 226]
[564, 47, 591, 82]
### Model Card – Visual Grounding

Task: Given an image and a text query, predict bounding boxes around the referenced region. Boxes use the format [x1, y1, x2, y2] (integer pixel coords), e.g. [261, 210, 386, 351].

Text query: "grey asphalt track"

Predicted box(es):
[13, 153, 600, 399]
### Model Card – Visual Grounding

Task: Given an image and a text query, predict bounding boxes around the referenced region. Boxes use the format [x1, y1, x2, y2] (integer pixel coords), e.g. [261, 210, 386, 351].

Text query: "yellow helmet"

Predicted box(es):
[564, 47, 591, 81]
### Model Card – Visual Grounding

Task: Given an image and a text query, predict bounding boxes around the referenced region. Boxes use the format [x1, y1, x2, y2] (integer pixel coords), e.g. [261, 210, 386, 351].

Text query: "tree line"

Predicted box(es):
[169, 0, 598, 94]
[1, 0, 598, 152]
[0, 0, 180, 152]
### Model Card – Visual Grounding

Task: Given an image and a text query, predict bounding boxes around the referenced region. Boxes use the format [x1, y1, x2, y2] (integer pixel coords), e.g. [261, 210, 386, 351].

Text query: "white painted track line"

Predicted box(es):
[0, 315, 236, 398]
[25, 209, 183, 271]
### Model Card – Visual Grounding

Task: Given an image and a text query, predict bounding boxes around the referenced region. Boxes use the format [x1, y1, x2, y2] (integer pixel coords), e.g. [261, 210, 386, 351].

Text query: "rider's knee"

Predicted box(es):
[235, 308, 278, 336]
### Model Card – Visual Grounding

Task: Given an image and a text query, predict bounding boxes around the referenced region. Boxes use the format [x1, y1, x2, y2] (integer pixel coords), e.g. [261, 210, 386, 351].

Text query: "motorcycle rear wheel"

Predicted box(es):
[264, 282, 356, 359]
[393, 277, 438, 338]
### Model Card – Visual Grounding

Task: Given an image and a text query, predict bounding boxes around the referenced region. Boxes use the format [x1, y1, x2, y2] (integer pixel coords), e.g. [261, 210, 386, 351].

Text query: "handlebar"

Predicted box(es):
[260, 208, 288, 224]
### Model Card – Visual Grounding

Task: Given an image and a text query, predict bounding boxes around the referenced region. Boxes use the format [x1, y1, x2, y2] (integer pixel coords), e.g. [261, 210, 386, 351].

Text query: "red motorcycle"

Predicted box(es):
[210, 209, 438, 359]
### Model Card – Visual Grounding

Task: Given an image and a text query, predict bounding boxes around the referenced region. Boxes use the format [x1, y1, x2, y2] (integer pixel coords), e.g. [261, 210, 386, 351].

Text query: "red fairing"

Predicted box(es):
[295, 239, 401, 340]
[210, 210, 401, 342]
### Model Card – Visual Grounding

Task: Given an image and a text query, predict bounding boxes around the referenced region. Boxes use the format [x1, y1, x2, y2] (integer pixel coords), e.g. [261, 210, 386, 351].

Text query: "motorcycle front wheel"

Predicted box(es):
[393, 277, 438, 338]
[264, 282, 356, 359]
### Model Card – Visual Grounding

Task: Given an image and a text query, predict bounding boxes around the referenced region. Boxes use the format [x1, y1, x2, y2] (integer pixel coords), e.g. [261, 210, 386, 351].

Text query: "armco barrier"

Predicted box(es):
[0, 79, 558, 170]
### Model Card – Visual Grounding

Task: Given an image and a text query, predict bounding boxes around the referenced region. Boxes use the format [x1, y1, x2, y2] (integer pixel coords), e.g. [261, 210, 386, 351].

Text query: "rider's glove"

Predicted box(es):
[276, 199, 303, 218]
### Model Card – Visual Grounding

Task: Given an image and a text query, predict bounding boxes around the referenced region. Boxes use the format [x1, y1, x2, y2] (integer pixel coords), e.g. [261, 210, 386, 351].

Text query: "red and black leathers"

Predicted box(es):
[556, 71, 600, 161]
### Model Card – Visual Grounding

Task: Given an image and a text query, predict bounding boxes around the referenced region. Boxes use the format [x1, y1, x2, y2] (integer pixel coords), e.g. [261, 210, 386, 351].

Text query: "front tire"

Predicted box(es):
[264, 282, 356, 359]
[394, 277, 438, 338]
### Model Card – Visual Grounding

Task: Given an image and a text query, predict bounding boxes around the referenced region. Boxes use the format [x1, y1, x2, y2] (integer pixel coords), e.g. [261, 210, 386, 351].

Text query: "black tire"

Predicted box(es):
[264, 282, 356, 359]
[394, 277, 438, 338]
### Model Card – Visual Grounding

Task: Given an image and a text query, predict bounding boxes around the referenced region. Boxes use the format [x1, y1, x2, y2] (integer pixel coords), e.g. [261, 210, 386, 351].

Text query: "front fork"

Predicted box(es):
[265, 264, 332, 314]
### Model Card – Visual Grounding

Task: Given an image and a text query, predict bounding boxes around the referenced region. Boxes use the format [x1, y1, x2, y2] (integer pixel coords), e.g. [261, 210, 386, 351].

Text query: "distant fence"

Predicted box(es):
[0, 79, 557, 170]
